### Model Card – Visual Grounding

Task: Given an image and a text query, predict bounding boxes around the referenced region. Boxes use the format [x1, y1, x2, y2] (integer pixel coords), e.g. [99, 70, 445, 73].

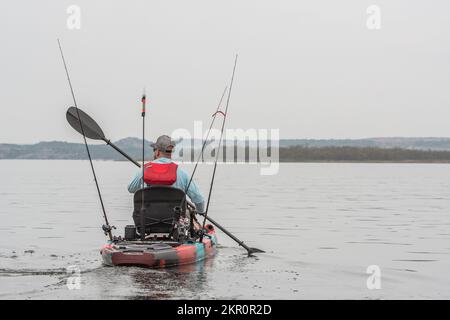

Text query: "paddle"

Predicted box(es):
[196, 211, 265, 257]
[66, 106, 141, 168]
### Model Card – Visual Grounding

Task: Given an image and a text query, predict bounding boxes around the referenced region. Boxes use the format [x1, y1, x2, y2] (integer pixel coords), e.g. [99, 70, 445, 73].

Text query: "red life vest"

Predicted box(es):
[143, 162, 178, 186]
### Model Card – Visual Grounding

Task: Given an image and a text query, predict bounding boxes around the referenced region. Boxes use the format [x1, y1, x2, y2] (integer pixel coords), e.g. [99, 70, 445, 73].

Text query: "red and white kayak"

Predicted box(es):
[101, 224, 217, 268]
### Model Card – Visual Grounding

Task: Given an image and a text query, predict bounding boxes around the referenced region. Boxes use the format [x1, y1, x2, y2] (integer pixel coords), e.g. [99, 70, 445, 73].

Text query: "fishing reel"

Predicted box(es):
[195, 228, 206, 239]
[102, 224, 116, 236]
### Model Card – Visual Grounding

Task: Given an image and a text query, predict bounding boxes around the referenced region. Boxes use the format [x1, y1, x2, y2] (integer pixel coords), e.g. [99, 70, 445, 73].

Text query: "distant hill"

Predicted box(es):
[3, 137, 450, 162]
[0, 138, 153, 161]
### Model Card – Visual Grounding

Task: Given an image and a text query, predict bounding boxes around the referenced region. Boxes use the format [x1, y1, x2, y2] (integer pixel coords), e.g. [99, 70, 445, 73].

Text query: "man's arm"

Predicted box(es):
[128, 171, 144, 193]
[177, 168, 206, 212]
[187, 181, 206, 213]
[190, 186, 205, 213]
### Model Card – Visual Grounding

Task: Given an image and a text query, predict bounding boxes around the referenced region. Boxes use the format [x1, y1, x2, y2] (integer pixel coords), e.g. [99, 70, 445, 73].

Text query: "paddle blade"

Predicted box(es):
[248, 247, 265, 257]
[66, 107, 106, 141]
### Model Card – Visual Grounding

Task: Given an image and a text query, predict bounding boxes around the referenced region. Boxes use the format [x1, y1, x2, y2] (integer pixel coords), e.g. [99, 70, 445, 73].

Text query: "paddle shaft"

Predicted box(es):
[104, 139, 141, 168]
[197, 212, 256, 255]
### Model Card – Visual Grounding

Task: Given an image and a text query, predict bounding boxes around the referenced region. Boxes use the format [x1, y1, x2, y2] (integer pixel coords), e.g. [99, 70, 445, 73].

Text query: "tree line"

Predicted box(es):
[278, 146, 450, 162]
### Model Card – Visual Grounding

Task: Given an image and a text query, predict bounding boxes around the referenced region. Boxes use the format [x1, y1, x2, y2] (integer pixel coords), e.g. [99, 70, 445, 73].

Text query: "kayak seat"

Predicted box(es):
[133, 186, 186, 236]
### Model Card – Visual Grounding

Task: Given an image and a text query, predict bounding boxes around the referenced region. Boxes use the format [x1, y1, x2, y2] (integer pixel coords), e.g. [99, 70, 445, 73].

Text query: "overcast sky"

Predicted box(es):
[1, 0, 450, 144]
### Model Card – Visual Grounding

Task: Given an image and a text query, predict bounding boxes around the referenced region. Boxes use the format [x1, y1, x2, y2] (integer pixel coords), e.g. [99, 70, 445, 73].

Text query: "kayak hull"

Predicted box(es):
[101, 226, 217, 268]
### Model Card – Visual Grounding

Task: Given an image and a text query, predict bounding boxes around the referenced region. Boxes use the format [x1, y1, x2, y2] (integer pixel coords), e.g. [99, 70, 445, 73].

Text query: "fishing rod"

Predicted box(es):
[183, 85, 228, 195]
[58, 39, 114, 241]
[140, 90, 147, 241]
[178, 87, 226, 236]
[199, 93, 227, 163]
[198, 55, 264, 256]
[199, 55, 237, 241]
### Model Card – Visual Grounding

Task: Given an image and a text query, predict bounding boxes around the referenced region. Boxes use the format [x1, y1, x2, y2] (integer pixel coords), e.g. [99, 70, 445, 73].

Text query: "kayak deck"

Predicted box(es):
[101, 226, 217, 268]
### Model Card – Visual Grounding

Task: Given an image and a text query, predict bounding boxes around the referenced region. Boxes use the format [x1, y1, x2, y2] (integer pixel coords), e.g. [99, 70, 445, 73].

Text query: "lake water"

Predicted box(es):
[1, 160, 450, 299]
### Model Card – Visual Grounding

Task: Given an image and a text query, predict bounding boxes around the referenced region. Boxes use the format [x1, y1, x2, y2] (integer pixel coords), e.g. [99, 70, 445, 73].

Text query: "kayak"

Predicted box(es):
[101, 224, 217, 268]
[62, 53, 263, 265]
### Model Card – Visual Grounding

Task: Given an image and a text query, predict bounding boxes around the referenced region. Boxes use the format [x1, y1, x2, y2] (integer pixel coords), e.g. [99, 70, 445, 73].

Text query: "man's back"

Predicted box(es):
[128, 157, 205, 212]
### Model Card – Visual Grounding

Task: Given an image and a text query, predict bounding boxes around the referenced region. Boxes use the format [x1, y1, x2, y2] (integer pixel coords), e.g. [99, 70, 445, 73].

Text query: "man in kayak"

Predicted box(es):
[127, 135, 206, 214]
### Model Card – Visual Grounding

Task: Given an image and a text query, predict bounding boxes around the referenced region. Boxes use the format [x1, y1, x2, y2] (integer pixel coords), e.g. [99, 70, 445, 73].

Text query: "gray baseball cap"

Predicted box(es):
[150, 135, 175, 153]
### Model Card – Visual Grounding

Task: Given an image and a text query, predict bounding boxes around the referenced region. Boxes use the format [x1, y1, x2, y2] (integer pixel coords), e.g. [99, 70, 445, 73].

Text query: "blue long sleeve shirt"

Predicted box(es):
[127, 157, 206, 213]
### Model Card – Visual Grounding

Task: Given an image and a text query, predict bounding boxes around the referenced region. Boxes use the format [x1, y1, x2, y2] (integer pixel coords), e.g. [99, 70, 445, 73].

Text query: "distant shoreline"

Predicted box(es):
[4, 138, 450, 163]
